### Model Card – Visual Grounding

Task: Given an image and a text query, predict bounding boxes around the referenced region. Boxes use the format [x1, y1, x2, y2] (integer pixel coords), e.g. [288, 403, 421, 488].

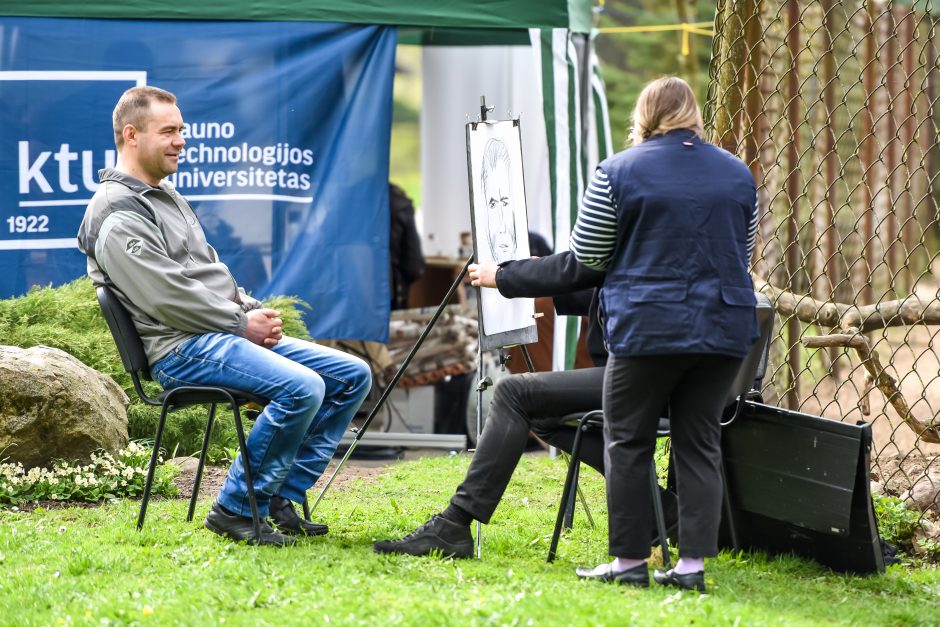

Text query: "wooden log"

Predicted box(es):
[753, 275, 940, 332]
[802, 330, 940, 443]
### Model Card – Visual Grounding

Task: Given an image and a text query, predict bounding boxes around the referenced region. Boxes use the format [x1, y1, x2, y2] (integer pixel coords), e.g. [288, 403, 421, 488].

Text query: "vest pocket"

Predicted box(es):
[720, 285, 757, 307]
[603, 278, 691, 348]
[718, 285, 759, 354]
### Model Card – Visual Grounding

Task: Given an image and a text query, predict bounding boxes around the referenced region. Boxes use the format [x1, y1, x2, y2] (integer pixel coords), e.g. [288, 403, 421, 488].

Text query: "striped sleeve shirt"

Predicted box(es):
[569, 167, 759, 271]
[569, 169, 618, 270]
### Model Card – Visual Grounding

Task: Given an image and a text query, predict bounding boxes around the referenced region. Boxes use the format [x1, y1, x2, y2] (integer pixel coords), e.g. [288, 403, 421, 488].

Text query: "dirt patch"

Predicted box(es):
[8, 459, 392, 514]
[12, 500, 102, 514]
[170, 458, 391, 501]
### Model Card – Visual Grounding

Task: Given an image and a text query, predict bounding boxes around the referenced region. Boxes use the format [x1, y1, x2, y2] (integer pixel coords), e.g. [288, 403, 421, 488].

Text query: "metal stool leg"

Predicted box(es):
[138, 404, 170, 531]
[188, 403, 217, 521]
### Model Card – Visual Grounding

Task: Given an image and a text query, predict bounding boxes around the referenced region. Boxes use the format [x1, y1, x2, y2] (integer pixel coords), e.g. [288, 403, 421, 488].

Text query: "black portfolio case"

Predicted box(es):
[720, 401, 885, 574]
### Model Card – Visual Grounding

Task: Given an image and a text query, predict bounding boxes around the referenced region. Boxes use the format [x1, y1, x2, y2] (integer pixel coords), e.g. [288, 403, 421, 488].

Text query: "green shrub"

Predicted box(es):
[873, 494, 920, 554]
[0, 278, 311, 456]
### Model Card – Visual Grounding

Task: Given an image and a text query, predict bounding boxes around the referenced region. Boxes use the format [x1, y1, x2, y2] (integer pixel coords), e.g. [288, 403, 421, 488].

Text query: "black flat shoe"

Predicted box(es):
[653, 568, 706, 593]
[269, 496, 329, 537]
[575, 562, 649, 587]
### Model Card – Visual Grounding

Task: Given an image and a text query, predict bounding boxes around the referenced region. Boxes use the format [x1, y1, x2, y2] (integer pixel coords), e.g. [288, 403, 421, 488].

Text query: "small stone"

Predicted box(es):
[908, 471, 940, 513]
[913, 518, 940, 555]
[170, 457, 200, 473]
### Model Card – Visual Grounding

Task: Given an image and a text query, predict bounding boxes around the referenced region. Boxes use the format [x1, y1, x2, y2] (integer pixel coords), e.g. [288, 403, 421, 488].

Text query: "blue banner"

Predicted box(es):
[0, 18, 395, 342]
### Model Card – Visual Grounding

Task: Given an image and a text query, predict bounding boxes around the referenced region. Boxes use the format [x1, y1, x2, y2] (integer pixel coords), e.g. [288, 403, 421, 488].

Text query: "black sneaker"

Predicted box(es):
[373, 515, 474, 558]
[269, 496, 329, 537]
[204, 501, 296, 547]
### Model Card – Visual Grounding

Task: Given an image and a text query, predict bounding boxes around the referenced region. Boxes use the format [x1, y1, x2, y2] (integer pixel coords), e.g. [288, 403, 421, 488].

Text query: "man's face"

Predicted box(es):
[483, 160, 516, 263]
[129, 101, 185, 185]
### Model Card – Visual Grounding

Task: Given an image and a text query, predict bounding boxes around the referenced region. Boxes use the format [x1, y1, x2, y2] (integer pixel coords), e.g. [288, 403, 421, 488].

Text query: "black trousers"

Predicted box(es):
[450, 367, 606, 523]
[604, 353, 742, 559]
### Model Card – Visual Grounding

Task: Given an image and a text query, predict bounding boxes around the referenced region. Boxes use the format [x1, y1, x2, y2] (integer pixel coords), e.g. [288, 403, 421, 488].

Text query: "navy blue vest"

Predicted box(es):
[598, 129, 758, 358]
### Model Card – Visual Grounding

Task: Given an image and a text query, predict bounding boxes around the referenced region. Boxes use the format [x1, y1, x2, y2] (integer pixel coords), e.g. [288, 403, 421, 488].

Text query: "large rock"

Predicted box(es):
[0, 345, 129, 468]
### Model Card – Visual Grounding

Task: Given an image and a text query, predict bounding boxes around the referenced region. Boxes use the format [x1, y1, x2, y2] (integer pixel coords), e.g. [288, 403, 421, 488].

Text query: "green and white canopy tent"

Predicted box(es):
[2, 0, 612, 369]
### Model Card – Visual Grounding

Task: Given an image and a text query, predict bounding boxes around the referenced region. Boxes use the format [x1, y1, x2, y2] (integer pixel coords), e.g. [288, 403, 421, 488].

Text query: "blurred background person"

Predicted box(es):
[389, 182, 425, 310]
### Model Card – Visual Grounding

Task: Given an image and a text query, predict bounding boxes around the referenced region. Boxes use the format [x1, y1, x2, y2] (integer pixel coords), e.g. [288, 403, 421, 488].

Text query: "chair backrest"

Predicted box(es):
[724, 292, 776, 407]
[96, 285, 152, 381]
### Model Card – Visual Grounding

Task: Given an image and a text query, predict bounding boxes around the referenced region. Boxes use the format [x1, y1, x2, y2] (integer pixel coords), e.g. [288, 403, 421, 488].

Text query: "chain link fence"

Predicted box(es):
[705, 0, 940, 533]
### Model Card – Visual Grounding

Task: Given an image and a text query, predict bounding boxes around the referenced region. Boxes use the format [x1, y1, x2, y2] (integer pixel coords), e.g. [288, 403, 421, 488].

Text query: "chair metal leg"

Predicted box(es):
[720, 459, 739, 551]
[302, 494, 311, 522]
[562, 457, 580, 530]
[574, 474, 595, 529]
[548, 418, 588, 563]
[650, 460, 671, 569]
[558, 456, 596, 531]
[188, 403, 217, 522]
[231, 403, 262, 540]
[138, 403, 170, 531]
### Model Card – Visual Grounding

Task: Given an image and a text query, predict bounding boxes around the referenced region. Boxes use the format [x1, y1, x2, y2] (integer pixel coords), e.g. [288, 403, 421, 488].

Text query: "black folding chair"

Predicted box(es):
[547, 411, 672, 565]
[546, 293, 776, 562]
[96, 285, 268, 538]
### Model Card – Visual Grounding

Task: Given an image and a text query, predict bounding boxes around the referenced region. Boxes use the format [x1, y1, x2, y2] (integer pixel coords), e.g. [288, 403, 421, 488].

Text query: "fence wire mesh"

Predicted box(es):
[705, 0, 940, 530]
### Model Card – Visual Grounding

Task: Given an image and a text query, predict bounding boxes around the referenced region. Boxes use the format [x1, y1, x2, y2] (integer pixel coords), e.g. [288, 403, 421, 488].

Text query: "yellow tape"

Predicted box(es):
[598, 21, 712, 34]
[597, 22, 714, 56]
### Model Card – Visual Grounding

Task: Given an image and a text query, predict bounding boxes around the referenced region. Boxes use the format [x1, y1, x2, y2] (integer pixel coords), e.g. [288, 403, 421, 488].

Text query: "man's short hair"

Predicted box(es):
[112, 86, 177, 148]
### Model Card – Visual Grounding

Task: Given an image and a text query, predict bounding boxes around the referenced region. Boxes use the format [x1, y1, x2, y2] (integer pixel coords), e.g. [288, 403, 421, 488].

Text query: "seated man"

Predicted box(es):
[373, 252, 677, 558]
[78, 86, 371, 546]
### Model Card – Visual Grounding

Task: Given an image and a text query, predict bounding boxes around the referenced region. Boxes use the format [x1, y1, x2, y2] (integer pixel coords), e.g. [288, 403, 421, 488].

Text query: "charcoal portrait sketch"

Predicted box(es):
[467, 121, 534, 338]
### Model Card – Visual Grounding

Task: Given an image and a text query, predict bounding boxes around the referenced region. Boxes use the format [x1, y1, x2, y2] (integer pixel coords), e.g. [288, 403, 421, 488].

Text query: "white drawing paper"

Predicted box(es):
[468, 121, 535, 337]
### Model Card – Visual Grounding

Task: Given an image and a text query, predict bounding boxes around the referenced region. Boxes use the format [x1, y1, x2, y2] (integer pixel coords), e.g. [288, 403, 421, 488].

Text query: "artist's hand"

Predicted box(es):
[468, 261, 499, 288]
[244, 308, 283, 348]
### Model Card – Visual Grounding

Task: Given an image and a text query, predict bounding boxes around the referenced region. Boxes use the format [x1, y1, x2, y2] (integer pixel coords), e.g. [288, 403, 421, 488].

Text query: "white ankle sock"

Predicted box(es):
[675, 557, 704, 574]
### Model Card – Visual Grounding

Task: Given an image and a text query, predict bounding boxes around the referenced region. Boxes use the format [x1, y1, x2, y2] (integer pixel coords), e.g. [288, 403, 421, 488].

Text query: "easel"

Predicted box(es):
[468, 96, 539, 557]
[309, 254, 473, 513]
[310, 98, 539, 535]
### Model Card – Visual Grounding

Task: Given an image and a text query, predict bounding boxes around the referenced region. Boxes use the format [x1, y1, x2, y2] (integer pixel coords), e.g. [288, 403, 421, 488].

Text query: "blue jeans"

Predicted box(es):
[151, 334, 372, 517]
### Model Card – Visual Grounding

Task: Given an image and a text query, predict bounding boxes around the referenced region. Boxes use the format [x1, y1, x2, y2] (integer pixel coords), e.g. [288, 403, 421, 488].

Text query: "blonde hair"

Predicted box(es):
[628, 76, 703, 146]
[112, 86, 177, 148]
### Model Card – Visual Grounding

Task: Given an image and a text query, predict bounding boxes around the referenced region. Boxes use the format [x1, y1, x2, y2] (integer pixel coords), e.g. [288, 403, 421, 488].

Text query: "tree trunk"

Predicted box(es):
[709, 0, 754, 150]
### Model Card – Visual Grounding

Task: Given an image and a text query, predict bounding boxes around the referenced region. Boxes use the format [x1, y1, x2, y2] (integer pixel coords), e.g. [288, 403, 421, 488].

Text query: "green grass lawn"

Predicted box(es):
[1, 454, 937, 626]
